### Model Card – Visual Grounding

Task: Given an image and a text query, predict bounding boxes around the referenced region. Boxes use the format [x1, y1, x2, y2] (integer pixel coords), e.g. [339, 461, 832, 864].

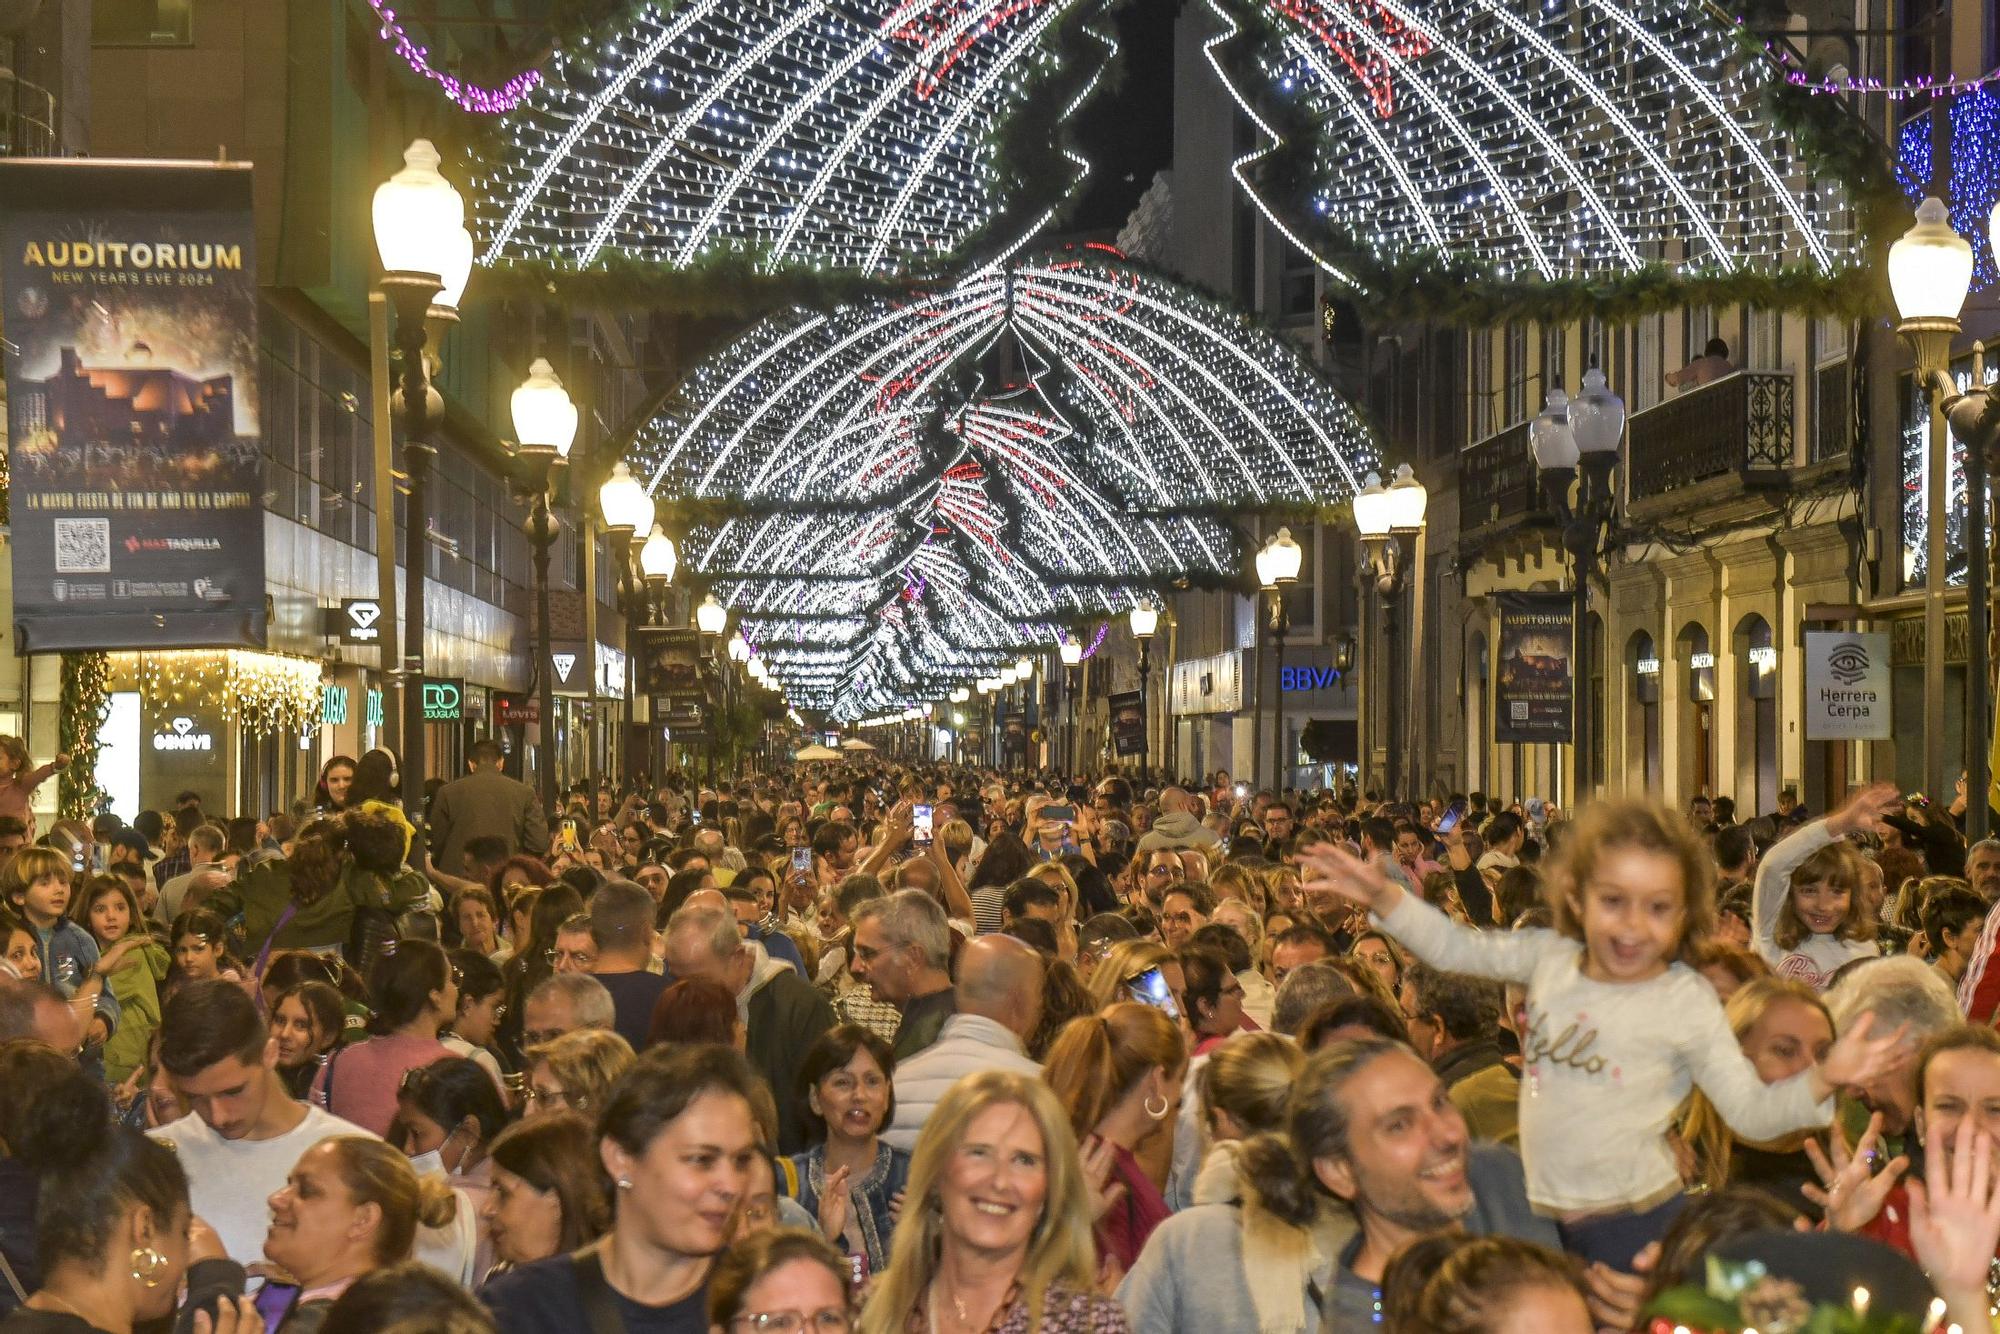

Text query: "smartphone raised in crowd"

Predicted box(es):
[1437, 799, 1468, 835]
[1041, 803, 1076, 824]
[912, 803, 934, 848]
[791, 846, 813, 875]
[1126, 966, 1180, 1019]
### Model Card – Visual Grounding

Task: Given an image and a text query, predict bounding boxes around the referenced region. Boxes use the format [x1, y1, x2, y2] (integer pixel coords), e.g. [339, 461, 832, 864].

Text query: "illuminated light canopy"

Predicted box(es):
[472, 0, 1119, 291]
[629, 244, 1382, 717]
[1203, 0, 1863, 316]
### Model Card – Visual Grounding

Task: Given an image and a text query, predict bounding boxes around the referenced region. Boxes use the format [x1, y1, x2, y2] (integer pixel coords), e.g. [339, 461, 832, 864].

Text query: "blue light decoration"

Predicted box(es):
[1895, 113, 1933, 203]
[470, 0, 1119, 282]
[1949, 89, 1999, 290]
[631, 243, 1384, 717]
[1202, 0, 1862, 303]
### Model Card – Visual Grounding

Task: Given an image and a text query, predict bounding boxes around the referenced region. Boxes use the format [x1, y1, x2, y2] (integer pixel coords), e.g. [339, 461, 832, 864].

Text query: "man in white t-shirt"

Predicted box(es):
[148, 980, 375, 1265]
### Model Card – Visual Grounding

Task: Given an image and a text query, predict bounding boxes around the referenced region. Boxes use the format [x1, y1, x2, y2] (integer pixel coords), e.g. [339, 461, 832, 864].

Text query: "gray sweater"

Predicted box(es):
[1117, 1143, 1556, 1334]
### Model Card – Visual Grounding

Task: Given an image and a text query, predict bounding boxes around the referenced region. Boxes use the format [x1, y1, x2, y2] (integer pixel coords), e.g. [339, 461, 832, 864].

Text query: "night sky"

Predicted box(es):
[1066, 0, 1178, 232]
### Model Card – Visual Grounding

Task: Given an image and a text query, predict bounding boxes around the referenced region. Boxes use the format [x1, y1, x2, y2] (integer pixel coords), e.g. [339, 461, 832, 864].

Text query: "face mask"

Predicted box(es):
[407, 1148, 446, 1178]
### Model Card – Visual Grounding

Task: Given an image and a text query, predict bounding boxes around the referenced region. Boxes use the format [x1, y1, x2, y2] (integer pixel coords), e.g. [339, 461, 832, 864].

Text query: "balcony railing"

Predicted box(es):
[0, 66, 55, 159]
[1626, 370, 1794, 504]
[1459, 419, 1541, 533]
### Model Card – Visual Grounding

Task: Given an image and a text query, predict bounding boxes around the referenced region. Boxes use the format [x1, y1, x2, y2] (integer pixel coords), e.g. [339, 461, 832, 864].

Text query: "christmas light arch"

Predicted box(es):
[471, 0, 1119, 284]
[1204, 0, 1864, 309]
[633, 244, 1382, 714]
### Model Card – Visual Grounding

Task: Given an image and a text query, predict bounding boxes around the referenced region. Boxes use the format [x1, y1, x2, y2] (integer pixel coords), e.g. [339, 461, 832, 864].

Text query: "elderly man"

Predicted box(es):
[1827, 956, 1960, 1149]
[521, 973, 617, 1047]
[1122, 1040, 1576, 1334]
[882, 935, 1043, 1151]
[1135, 787, 1221, 853]
[1965, 838, 2000, 904]
[850, 889, 956, 1061]
[664, 903, 834, 1151]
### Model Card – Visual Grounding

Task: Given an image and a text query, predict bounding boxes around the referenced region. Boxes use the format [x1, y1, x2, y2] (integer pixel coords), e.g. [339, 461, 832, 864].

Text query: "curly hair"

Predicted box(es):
[1545, 797, 1715, 966]
[1382, 1233, 1589, 1333]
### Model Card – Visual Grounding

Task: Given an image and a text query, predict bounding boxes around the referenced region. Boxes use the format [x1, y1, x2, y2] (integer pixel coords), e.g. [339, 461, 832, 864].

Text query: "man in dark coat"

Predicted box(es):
[428, 738, 548, 877]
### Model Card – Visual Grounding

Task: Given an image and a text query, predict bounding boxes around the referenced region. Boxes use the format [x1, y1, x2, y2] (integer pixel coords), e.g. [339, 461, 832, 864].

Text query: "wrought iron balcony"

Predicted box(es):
[1625, 371, 1795, 504]
[1458, 419, 1543, 536]
[0, 65, 54, 159]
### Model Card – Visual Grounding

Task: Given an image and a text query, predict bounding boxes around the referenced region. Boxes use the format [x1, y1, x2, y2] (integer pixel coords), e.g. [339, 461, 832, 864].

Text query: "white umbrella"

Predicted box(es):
[839, 738, 877, 752]
[794, 744, 841, 761]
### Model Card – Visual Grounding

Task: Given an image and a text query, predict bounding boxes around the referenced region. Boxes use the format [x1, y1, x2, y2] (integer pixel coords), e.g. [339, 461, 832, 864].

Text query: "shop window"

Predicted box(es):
[93, 0, 193, 45]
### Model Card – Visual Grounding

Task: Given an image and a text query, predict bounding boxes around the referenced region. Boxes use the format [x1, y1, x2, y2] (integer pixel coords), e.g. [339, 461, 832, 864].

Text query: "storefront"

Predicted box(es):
[1169, 650, 1243, 784]
[95, 649, 324, 819]
[1275, 653, 1358, 790]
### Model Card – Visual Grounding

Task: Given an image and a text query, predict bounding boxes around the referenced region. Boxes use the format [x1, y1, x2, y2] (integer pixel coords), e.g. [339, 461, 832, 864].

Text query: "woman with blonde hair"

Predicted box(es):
[1676, 976, 1834, 1209]
[1083, 939, 1183, 1015]
[858, 1070, 1125, 1334]
[520, 1027, 635, 1120]
[1207, 863, 1264, 913]
[262, 1136, 460, 1331]
[1042, 1003, 1187, 1272]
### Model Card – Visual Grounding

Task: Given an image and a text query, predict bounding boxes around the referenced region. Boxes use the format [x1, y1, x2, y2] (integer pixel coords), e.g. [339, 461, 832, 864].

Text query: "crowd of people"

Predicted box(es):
[5, 737, 2000, 1333]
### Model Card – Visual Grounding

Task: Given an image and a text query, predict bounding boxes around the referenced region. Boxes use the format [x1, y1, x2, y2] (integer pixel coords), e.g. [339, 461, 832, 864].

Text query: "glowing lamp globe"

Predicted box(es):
[598, 461, 652, 538]
[1058, 638, 1083, 668]
[371, 139, 465, 281]
[999, 667, 1018, 687]
[512, 359, 578, 460]
[1256, 527, 1303, 588]
[1350, 474, 1392, 539]
[950, 687, 969, 703]
[1014, 657, 1035, 679]
[1129, 601, 1159, 640]
[639, 524, 677, 583]
[1384, 464, 1428, 533]
[431, 223, 475, 318]
[727, 632, 751, 663]
[695, 595, 728, 636]
[1529, 390, 1578, 472]
[1889, 197, 1974, 326]
[1569, 369, 1627, 458]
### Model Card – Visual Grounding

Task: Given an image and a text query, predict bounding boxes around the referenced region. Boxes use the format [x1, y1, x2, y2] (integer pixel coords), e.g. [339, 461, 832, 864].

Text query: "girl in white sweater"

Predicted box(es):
[1752, 782, 1900, 989]
[1300, 798, 1909, 1267]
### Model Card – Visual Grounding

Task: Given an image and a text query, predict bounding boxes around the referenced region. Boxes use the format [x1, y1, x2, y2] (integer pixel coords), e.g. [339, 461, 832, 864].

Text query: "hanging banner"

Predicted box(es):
[1803, 631, 1892, 741]
[1494, 591, 1574, 745]
[1001, 711, 1028, 758]
[0, 159, 266, 651]
[1109, 689, 1145, 756]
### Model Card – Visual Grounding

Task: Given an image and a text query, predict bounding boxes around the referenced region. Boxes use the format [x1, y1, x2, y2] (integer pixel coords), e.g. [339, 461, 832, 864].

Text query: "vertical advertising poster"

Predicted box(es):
[1001, 711, 1028, 759]
[0, 160, 265, 651]
[1109, 689, 1145, 756]
[1495, 591, 1574, 745]
[1802, 631, 1892, 741]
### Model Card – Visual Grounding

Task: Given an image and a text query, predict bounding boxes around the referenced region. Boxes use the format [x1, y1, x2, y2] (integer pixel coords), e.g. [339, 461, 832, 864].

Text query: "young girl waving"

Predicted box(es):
[1300, 798, 1908, 1266]
[1752, 782, 1898, 989]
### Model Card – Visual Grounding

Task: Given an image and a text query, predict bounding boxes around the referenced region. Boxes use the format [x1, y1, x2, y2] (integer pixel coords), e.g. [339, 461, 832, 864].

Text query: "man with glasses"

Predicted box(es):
[1133, 851, 1182, 912]
[519, 973, 616, 1048]
[849, 889, 956, 1062]
[548, 914, 598, 975]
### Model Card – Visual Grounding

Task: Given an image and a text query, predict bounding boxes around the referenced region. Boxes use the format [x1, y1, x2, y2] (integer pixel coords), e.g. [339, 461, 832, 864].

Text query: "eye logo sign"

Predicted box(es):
[1827, 642, 1869, 686]
[552, 652, 578, 683]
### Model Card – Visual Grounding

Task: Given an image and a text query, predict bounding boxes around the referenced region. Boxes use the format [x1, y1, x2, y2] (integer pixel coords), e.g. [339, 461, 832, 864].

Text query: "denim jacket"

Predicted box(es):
[34, 917, 120, 1037]
[786, 1141, 910, 1273]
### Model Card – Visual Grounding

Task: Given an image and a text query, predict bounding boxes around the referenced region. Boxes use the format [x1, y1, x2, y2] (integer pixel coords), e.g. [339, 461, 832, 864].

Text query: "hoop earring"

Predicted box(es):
[130, 1247, 169, 1288]
[1144, 1094, 1171, 1120]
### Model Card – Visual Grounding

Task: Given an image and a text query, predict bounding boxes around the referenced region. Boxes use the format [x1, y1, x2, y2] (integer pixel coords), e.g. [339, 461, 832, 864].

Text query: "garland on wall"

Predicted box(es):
[58, 653, 109, 819]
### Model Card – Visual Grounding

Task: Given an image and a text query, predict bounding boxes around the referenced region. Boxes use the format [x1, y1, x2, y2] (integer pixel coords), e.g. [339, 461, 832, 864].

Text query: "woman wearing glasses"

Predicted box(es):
[709, 1230, 856, 1334]
[520, 1028, 634, 1122]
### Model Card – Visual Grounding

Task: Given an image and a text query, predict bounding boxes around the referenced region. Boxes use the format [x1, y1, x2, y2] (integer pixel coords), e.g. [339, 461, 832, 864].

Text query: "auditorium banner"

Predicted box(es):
[1109, 689, 1145, 756]
[1494, 592, 1573, 745]
[0, 159, 266, 651]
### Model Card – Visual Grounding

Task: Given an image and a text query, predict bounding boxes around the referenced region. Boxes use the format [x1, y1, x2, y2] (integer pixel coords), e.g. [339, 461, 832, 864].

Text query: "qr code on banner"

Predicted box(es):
[54, 518, 111, 573]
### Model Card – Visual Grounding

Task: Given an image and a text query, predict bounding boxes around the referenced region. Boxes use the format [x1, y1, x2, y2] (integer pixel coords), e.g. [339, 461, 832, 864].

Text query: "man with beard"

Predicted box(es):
[1827, 956, 1960, 1147]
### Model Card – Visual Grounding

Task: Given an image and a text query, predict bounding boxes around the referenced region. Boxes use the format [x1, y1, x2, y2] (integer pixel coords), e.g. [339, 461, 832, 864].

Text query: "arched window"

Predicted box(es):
[1734, 614, 1778, 814]
[1628, 630, 1662, 792]
[1677, 622, 1715, 801]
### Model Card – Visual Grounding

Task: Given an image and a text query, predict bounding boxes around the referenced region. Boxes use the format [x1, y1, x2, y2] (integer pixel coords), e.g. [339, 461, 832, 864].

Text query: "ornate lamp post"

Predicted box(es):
[597, 461, 653, 788]
[1129, 600, 1159, 779]
[511, 358, 580, 815]
[1529, 371, 1624, 808]
[1890, 197, 2000, 835]
[371, 138, 472, 829]
[1058, 635, 1084, 774]
[1354, 471, 1425, 798]
[1255, 527, 1303, 791]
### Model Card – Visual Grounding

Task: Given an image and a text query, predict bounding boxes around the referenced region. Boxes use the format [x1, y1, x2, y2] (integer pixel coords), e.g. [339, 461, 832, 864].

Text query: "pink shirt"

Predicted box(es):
[0, 762, 59, 835]
[309, 1033, 450, 1138]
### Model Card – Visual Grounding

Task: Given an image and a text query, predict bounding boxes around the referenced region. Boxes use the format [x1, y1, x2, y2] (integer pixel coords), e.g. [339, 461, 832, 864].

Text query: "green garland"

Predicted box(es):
[58, 652, 109, 819]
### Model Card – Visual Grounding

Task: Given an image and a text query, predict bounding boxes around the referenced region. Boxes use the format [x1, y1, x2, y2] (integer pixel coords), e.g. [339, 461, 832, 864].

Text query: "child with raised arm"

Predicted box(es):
[1300, 797, 1909, 1266]
[1751, 782, 1899, 990]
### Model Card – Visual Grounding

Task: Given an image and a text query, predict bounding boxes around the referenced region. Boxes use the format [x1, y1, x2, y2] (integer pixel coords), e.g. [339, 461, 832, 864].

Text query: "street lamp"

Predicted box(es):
[1057, 635, 1084, 774]
[372, 138, 471, 829]
[1890, 196, 2000, 835]
[512, 357, 579, 815]
[1256, 527, 1302, 791]
[1354, 473, 1425, 797]
[1129, 600, 1159, 777]
[639, 524, 677, 607]
[727, 631, 752, 664]
[696, 594, 729, 637]
[1531, 369, 1624, 808]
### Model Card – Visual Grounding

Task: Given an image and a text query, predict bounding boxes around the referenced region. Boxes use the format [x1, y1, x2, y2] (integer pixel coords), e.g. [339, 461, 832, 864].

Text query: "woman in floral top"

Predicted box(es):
[787, 1025, 911, 1276]
[859, 1070, 1128, 1334]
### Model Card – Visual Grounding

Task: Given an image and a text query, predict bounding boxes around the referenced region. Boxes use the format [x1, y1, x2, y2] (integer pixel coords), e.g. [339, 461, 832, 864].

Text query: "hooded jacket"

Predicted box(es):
[1135, 811, 1221, 853]
[102, 935, 171, 1085]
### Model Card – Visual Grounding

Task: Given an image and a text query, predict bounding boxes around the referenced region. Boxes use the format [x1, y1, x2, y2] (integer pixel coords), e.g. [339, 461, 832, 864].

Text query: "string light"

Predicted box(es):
[125, 650, 326, 737]
[472, 0, 1118, 275]
[1202, 0, 1858, 292]
[367, 1, 542, 113]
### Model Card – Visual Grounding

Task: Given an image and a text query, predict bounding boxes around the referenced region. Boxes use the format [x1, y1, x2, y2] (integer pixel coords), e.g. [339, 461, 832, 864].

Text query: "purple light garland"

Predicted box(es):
[370, 2, 542, 115]
[1078, 622, 1110, 661]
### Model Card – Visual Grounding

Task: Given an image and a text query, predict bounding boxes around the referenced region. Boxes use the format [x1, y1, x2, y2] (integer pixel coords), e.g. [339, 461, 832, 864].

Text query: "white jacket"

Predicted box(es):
[882, 1014, 1040, 1151]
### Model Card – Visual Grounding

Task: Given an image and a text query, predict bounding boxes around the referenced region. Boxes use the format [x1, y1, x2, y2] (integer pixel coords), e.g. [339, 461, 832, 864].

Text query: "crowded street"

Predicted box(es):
[2, 1, 2000, 1332]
